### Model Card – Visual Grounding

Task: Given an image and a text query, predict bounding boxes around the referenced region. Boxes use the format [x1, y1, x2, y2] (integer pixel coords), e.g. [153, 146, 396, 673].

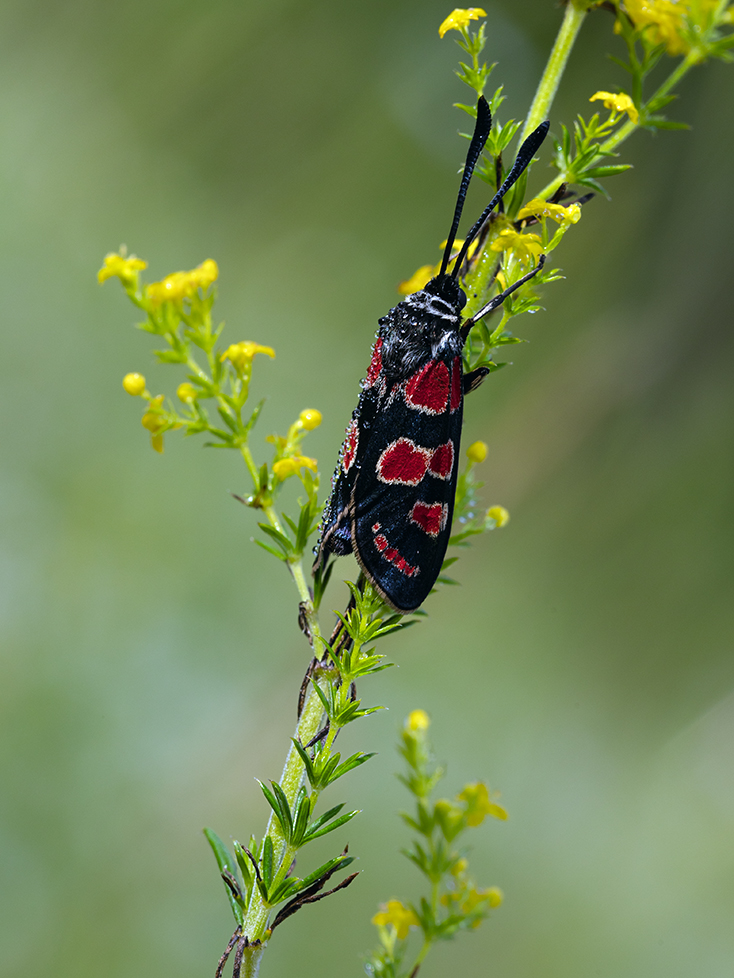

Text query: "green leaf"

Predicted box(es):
[304, 803, 345, 839]
[303, 809, 360, 842]
[203, 828, 244, 925]
[262, 835, 274, 890]
[254, 539, 288, 561]
[582, 164, 632, 178]
[330, 751, 376, 782]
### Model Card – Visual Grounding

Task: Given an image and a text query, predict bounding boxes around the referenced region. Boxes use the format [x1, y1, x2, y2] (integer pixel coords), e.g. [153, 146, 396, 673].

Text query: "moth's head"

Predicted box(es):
[423, 274, 467, 312]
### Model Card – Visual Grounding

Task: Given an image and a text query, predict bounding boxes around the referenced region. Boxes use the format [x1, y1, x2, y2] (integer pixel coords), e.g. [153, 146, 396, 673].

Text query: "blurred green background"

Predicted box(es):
[1, 1, 733, 976]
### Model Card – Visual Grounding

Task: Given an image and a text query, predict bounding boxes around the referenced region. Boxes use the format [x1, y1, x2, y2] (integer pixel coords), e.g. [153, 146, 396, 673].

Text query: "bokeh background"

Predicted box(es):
[1, 1, 733, 976]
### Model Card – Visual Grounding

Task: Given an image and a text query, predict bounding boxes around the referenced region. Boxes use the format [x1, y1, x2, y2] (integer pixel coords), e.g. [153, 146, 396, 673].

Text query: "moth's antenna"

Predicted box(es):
[451, 119, 550, 279]
[438, 96, 492, 279]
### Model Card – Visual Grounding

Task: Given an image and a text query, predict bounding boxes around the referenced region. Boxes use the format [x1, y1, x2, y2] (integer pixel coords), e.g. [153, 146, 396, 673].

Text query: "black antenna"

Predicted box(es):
[437, 96, 492, 279]
[450, 119, 550, 279]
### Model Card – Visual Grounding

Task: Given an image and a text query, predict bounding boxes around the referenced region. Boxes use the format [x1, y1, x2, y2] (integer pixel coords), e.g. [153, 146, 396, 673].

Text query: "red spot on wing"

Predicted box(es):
[405, 360, 450, 414]
[342, 418, 358, 473]
[377, 438, 430, 485]
[410, 501, 448, 538]
[365, 338, 383, 387]
[428, 441, 454, 480]
[450, 357, 462, 412]
[370, 523, 418, 576]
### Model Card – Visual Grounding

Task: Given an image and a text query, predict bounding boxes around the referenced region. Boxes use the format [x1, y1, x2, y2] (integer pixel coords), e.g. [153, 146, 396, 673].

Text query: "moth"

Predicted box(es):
[313, 96, 549, 613]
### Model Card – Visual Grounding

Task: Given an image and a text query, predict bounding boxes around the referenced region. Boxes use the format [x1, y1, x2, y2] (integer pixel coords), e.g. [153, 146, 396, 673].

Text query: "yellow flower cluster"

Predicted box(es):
[589, 90, 639, 124]
[489, 227, 544, 264]
[98, 252, 147, 286]
[439, 7, 487, 38]
[371, 900, 420, 940]
[220, 341, 276, 372]
[272, 455, 318, 480]
[623, 0, 691, 55]
[458, 782, 508, 826]
[146, 259, 219, 307]
[518, 197, 582, 225]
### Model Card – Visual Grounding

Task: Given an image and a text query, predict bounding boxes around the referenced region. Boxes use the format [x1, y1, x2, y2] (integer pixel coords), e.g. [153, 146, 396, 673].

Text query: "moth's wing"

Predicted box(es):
[313, 379, 381, 569]
[351, 357, 463, 613]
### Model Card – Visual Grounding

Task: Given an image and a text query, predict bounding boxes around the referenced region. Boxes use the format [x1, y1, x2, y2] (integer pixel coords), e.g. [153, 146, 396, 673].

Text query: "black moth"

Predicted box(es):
[313, 96, 549, 614]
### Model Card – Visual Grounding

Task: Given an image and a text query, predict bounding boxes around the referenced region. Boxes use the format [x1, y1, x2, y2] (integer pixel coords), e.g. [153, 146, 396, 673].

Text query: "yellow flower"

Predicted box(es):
[489, 228, 544, 264]
[439, 7, 487, 38]
[150, 433, 164, 454]
[458, 782, 508, 826]
[141, 411, 165, 434]
[486, 505, 509, 528]
[486, 886, 503, 908]
[451, 857, 469, 877]
[177, 383, 198, 403]
[371, 900, 420, 940]
[272, 455, 318, 480]
[406, 709, 430, 732]
[122, 372, 146, 396]
[466, 440, 488, 464]
[298, 408, 322, 431]
[589, 90, 639, 125]
[189, 258, 219, 290]
[145, 259, 219, 308]
[98, 251, 147, 286]
[518, 197, 582, 225]
[221, 341, 276, 372]
[623, 0, 690, 55]
[398, 264, 434, 296]
[146, 272, 190, 307]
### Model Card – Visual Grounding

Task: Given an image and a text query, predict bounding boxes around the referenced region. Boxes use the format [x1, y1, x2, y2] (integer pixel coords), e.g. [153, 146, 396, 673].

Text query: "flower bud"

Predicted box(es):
[487, 887, 503, 908]
[466, 440, 488, 464]
[405, 709, 430, 733]
[141, 412, 164, 433]
[177, 383, 198, 403]
[123, 372, 146, 396]
[486, 505, 509, 528]
[298, 408, 322, 431]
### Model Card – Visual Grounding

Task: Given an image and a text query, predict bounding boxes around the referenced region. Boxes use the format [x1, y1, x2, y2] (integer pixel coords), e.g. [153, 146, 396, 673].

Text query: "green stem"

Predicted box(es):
[520, 1, 590, 142]
[240, 943, 265, 978]
[243, 679, 327, 941]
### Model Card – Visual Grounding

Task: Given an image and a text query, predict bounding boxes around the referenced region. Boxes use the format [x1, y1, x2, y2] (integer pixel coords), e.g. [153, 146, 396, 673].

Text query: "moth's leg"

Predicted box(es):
[463, 366, 490, 395]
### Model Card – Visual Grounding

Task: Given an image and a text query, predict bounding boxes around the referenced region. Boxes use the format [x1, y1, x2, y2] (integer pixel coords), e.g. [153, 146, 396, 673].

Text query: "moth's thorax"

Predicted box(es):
[377, 282, 465, 380]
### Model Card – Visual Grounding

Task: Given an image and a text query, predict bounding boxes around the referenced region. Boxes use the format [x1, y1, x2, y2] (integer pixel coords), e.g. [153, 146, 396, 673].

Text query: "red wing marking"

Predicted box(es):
[371, 524, 418, 576]
[428, 440, 454, 480]
[364, 338, 383, 387]
[410, 501, 448, 538]
[450, 357, 462, 412]
[405, 360, 450, 414]
[342, 418, 358, 473]
[377, 438, 431, 485]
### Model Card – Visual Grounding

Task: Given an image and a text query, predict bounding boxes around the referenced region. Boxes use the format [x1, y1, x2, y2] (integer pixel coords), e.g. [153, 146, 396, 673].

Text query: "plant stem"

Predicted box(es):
[520, 1, 590, 142]
[240, 943, 266, 978]
[243, 679, 326, 941]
